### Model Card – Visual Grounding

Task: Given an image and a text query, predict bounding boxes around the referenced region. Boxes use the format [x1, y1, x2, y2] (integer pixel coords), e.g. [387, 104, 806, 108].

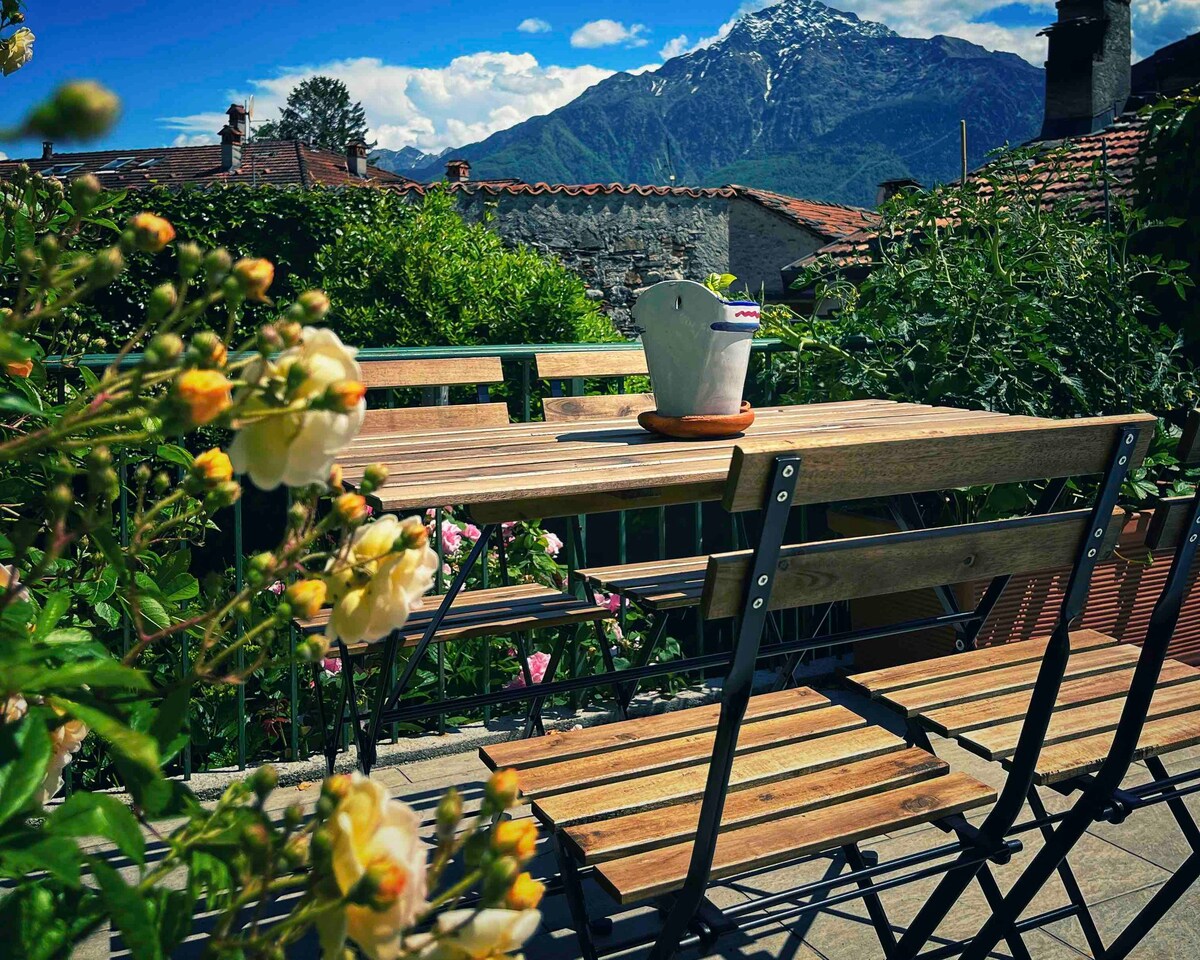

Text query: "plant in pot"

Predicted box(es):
[631, 274, 759, 436]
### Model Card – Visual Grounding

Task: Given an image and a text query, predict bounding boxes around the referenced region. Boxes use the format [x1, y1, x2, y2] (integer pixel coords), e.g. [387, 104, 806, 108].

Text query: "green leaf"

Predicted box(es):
[149, 888, 197, 957]
[42, 627, 94, 645]
[155, 444, 193, 468]
[89, 859, 163, 960]
[136, 596, 170, 629]
[150, 685, 191, 761]
[49, 793, 145, 864]
[47, 697, 159, 773]
[29, 660, 150, 693]
[0, 714, 51, 827]
[0, 829, 84, 887]
[33, 592, 70, 640]
[0, 393, 44, 417]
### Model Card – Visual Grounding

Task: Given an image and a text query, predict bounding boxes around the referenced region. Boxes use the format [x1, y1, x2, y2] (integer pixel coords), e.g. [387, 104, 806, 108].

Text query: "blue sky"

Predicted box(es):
[2, 0, 1197, 158]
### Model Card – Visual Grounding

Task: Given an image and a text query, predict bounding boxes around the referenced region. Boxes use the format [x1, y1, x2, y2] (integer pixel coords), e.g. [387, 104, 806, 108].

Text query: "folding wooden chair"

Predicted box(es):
[298, 357, 612, 773]
[480, 413, 1153, 960]
[535, 348, 655, 423]
[852, 417, 1200, 960]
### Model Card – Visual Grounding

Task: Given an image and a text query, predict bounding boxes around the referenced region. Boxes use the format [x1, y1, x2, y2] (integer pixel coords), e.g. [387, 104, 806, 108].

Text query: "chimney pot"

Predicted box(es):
[1039, 0, 1131, 139]
[41, 141, 53, 160]
[226, 102, 248, 138]
[220, 123, 243, 172]
[876, 177, 921, 206]
[445, 159, 470, 183]
[346, 139, 368, 177]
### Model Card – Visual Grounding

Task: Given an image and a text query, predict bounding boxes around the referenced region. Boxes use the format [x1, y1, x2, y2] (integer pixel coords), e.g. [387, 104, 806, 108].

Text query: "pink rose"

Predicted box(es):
[440, 520, 463, 555]
[322, 657, 342, 676]
[501, 521, 517, 545]
[601, 592, 622, 614]
[464, 523, 482, 542]
[504, 650, 553, 689]
[541, 531, 563, 558]
[267, 580, 285, 596]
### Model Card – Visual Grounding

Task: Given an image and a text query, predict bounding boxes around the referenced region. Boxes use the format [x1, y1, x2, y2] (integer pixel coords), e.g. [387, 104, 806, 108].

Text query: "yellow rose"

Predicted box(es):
[287, 579, 328, 620]
[5, 358, 33, 378]
[327, 379, 367, 413]
[129, 212, 176, 253]
[505, 873, 545, 910]
[334, 492, 369, 525]
[191, 448, 233, 486]
[484, 769, 520, 810]
[492, 820, 538, 862]
[316, 774, 427, 960]
[1, 28, 34, 76]
[175, 369, 233, 426]
[416, 909, 541, 960]
[233, 258, 275, 301]
[229, 328, 365, 490]
[324, 515, 438, 646]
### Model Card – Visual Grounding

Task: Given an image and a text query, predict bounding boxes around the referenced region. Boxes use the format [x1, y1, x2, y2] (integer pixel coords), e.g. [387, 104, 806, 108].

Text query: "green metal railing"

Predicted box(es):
[45, 339, 796, 773]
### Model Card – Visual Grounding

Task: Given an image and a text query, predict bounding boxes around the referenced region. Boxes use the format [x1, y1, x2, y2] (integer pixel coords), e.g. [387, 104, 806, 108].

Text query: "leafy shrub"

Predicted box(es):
[770, 143, 1196, 514]
[80, 186, 612, 351]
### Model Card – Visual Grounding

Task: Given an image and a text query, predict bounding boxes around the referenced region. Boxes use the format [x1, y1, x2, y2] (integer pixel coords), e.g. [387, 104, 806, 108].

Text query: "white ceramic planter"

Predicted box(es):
[632, 280, 760, 417]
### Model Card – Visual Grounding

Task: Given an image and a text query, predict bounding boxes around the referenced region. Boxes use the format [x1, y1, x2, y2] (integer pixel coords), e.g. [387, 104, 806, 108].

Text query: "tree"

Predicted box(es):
[254, 75, 373, 150]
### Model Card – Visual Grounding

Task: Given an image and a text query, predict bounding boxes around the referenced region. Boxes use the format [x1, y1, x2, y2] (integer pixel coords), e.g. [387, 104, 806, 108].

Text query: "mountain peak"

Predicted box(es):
[723, 0, 897, 46]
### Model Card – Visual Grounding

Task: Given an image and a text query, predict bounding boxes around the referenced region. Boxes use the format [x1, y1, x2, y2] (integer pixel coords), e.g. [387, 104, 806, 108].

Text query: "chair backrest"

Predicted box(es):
[358, 356, 509, 432]
[535, 348, 651, 422]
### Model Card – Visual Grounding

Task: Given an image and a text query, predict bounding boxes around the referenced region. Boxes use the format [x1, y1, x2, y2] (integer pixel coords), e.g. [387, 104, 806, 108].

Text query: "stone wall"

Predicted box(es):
[728, 198, 827, 299]
[452, 191, 731, 331]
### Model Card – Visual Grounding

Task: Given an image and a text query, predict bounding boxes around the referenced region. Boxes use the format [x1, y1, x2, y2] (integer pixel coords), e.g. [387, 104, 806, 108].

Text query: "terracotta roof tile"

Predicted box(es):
[392, 180, 874, 241]
[0, 140, 414, 190]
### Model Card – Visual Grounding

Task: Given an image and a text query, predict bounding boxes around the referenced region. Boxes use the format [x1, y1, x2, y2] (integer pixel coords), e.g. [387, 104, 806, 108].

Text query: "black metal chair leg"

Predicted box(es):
[1146, 755, 1200, 849]
[1027, 787, 1107, 957]
[553, 832, 601, 960]
[974, 863, 1034, 960]
[843, 843, 899, 956]
[524, 630, 570, 738]
[312, 661, 336, 776]
[618, 611, 672, 710]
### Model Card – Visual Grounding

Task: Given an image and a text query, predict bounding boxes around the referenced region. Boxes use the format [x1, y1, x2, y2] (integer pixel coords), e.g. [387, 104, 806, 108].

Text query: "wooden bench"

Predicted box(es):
[534, 349, 655, 422]
[298, 356, 617, 773]
[480, 413, 1153, 958]
[843, 418, 1200, 960]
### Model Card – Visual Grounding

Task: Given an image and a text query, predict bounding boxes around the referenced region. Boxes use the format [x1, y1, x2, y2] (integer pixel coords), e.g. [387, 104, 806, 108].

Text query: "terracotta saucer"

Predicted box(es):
[638, 401, 755, 439]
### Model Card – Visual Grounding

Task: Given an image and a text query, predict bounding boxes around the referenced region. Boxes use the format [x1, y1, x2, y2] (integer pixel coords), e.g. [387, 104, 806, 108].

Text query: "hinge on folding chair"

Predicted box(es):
[946, 815, 1021, 864]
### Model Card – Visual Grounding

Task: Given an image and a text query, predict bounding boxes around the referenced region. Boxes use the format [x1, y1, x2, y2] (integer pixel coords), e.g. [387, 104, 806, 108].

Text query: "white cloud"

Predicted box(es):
[162, 54, 615, 154]
[659, 34, 692, 59]
[570, 19, 649, 49]
[1131, 0, 1200, 58]
[0, 151, 7, 160]
[517, 17, 551, 34]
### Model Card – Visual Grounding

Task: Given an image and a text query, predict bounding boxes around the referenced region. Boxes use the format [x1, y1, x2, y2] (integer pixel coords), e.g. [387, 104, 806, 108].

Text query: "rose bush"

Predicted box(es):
[0, 75, 542, 960]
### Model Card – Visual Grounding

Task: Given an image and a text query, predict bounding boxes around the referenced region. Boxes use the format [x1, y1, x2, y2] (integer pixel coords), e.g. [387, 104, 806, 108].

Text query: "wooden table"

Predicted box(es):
[336, 400, 1129, 523]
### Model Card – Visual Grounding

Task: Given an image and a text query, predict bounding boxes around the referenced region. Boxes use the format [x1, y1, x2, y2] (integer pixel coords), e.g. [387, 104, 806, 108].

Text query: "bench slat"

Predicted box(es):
[922, 658, 1199, 736]
[535, 349, 648, 380]
[537, 724, 907, 832]
[542, 393, 656, 423]
[513, 705, 867, 799]
[360, 403, 510, 434]
[724, 414, 1157, 512]
[963, 674, 1200, 760]
[877, 644, 1142, 717]
[481, 687, 827, 771]
[562, 747, 941, 864]
[594, 772, 995, 904]
[1033, 707, 1200, 785]
[851, 628, 1117, 696]
[702, 511, 1125, 621]
[358, 357, 504, 389]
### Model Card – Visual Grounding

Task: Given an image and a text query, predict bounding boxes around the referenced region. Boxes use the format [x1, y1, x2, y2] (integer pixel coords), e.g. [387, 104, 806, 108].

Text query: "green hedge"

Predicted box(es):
[82, 184, 613, 349]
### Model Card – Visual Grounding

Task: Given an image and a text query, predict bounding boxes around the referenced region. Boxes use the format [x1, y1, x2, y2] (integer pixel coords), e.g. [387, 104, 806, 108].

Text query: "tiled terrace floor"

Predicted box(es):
[97, 685, 1200, 959]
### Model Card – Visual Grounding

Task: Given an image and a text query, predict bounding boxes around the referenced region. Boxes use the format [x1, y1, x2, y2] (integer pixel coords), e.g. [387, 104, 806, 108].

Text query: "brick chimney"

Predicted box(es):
[1038, 0, 1131, 139]
[346, 139, 368, 177]
[220, 102, 247, 171]
[41, 141, 53, 159]
[445, 159, 470, 183]
[876, 177, 921, 206]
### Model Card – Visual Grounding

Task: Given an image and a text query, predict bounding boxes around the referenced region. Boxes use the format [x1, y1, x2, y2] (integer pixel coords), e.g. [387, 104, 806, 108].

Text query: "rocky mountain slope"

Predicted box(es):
[374, 0, 1045, 206]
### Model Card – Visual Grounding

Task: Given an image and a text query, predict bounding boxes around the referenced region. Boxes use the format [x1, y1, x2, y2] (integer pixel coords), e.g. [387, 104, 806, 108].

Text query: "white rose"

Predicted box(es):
[325, 515, 438, 645]
[414, 909, 542, 960]
[35, 715, 88, 807]
[229, 327, 365, 490]
[1, 28, 34, 76]
[316, 774, 427, 960]
[2, 694, 27, 725]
